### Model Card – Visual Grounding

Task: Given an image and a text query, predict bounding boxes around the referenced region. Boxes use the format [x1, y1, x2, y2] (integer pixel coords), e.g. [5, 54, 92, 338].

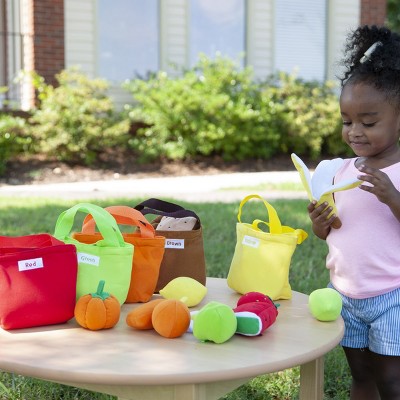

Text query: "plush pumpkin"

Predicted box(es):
[152, 299, 191, 338]
[126, 299, 165, 330]
[74, 280, 121, 330]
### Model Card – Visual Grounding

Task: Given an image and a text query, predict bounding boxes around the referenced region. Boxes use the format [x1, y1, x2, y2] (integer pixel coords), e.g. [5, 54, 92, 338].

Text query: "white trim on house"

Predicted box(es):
[64, 0, 96, 77]
[65, 0, 134, 107]
[63, 0, 361, 107]
[327, 0, 361, 81]
[160, 0, 188, 76]
[246, 0, 274, 80]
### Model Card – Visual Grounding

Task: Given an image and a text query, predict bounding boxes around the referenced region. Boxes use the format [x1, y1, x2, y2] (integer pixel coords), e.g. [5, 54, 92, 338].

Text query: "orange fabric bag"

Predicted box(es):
[74, 206, 165, 303]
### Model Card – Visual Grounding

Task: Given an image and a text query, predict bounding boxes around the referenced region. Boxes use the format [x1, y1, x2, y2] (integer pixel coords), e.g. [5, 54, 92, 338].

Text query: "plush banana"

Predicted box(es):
[291, 153, 361, 229]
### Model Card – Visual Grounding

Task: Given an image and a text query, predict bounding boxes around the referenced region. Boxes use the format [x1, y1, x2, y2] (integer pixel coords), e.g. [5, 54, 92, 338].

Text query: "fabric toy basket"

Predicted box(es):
[0, 233, 78, 330]
[134, 198, 207, 292]
[54, 203, 134, 304]
[79, 205, 165, 303]
[227, 194, 308, 300]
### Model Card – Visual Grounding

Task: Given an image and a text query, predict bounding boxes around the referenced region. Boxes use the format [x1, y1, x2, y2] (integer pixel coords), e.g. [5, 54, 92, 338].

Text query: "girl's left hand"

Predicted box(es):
[357, 164, 400, 206]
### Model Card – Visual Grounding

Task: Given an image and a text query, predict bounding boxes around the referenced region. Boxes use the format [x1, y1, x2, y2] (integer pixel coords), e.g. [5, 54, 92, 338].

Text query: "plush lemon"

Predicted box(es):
[309, 288, 342, 322]
[159, 277, 207, 307]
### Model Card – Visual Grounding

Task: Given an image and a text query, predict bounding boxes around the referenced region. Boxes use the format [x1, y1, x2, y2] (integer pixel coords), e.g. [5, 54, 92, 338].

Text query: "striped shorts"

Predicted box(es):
[328, 283, 400, 356]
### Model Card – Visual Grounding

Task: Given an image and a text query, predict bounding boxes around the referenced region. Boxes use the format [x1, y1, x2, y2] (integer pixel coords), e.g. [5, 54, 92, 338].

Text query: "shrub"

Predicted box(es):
[6, 60, 348, 167]
[0, 112, 31, 175]
[263, 72, 343, 159]
[324, 128, 354, 157]
[28, 68, 130, 165]
[125, 58, 345, 162]
[124, 55, 281, 162]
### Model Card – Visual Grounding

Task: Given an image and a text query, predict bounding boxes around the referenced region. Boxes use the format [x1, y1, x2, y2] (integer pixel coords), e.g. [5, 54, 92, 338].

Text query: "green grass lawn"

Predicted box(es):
[222, 181, 304, 192]
[0, 196, 351, 400]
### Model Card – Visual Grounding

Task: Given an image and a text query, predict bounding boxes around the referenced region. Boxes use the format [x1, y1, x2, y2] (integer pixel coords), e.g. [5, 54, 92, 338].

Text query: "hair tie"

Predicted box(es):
[360, 41, 383, 64]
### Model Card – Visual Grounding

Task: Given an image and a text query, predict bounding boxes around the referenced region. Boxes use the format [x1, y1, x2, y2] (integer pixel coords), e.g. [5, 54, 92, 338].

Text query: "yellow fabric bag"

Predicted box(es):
[227, 194, 308, 300]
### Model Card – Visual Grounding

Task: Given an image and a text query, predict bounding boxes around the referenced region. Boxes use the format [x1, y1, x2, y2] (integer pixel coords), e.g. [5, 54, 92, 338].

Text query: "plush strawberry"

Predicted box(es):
[233, 292, 279, 336]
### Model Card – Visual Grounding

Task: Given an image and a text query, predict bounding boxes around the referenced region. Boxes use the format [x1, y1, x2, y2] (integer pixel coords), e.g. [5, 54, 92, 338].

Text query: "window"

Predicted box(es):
[274, 0, 327, 81]
[97, 0, 159, 82]
[189, 0, 245, 66]
[0, 0, 26, 108]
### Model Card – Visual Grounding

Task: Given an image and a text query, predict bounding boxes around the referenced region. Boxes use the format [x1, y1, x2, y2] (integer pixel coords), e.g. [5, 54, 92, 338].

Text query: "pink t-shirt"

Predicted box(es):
[326, 158, 400, 299]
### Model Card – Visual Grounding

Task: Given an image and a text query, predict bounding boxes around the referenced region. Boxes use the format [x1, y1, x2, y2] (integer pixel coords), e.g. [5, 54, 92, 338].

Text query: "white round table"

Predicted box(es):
[0, 278, 344, 400]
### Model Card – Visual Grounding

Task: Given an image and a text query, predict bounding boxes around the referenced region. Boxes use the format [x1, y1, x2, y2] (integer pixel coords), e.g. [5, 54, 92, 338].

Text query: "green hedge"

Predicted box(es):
[124, 56, 349, 162]
[0, 112, 32, 175]
[0, 58, 351, 174]
[28, 69, 130, 165]
[264, 73, 346, 158]
[124, 55, 281, 161]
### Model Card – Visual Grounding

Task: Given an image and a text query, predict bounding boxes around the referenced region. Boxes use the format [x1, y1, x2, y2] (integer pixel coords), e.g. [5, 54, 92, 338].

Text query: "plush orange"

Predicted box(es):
[74, 280, 120, 331]
[126, 299, 165, 330]
[151, 299, 190, 338]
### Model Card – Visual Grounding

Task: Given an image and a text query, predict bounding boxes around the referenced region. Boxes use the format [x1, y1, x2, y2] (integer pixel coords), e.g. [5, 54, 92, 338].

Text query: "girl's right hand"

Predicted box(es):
[307, 201, 340, 240]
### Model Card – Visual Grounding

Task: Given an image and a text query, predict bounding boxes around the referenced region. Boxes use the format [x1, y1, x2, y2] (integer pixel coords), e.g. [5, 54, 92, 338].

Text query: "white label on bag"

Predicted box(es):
[18, 257, 44, 271]
[165, 239, 185, 249]
[78, 252, 100, 266]
[242, 235, 260, 248]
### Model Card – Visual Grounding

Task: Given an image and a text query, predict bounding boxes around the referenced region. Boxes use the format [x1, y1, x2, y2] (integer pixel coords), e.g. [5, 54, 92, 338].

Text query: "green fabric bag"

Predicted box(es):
[54, 203, 134, 304]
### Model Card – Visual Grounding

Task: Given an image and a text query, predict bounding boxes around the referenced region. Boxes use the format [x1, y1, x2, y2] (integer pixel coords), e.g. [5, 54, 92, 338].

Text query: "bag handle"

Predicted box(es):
[135, 198, 200, 221]
[135, 198, 185, 213]
[54, 203, 126, 247]
[81, 205, 155, 238]
[237, 194, 283, 234]
[252, 219, 308, 244]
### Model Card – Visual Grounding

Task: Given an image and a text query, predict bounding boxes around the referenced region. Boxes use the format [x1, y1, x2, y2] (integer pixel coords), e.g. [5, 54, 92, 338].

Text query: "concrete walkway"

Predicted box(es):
[0, 170, 308, 202]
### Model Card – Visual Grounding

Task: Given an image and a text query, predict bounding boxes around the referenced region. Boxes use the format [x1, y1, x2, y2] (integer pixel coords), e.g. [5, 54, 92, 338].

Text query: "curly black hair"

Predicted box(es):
[340, 25, 400, 107]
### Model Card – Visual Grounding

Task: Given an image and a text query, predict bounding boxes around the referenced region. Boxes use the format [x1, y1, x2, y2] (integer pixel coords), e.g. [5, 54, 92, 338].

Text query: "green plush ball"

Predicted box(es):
[309, 288, 342, 322]
[192, 301, 237, 344]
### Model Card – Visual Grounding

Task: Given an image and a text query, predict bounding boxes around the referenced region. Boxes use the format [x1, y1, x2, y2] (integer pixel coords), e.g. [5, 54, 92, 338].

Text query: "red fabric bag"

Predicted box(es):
[0, 234, 78, 330]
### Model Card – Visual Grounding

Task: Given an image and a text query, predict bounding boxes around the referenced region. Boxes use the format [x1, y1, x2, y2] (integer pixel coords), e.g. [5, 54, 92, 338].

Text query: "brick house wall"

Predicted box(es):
[31, 0, 64, 86]
[361, 0, 387, 25]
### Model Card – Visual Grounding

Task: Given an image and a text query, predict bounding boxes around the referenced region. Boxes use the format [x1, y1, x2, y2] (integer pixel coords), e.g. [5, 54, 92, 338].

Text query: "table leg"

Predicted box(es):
[116, 385, 205, 400]
[299, 357, 324, 400]
[73, 378, 249, 400]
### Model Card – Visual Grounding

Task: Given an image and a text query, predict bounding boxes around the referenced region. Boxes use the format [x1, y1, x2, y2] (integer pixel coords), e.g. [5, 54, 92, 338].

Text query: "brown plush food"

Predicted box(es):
[126, 299, 165, 330]
[151, 299, 190, 338]
[74, 280, 120, 331]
